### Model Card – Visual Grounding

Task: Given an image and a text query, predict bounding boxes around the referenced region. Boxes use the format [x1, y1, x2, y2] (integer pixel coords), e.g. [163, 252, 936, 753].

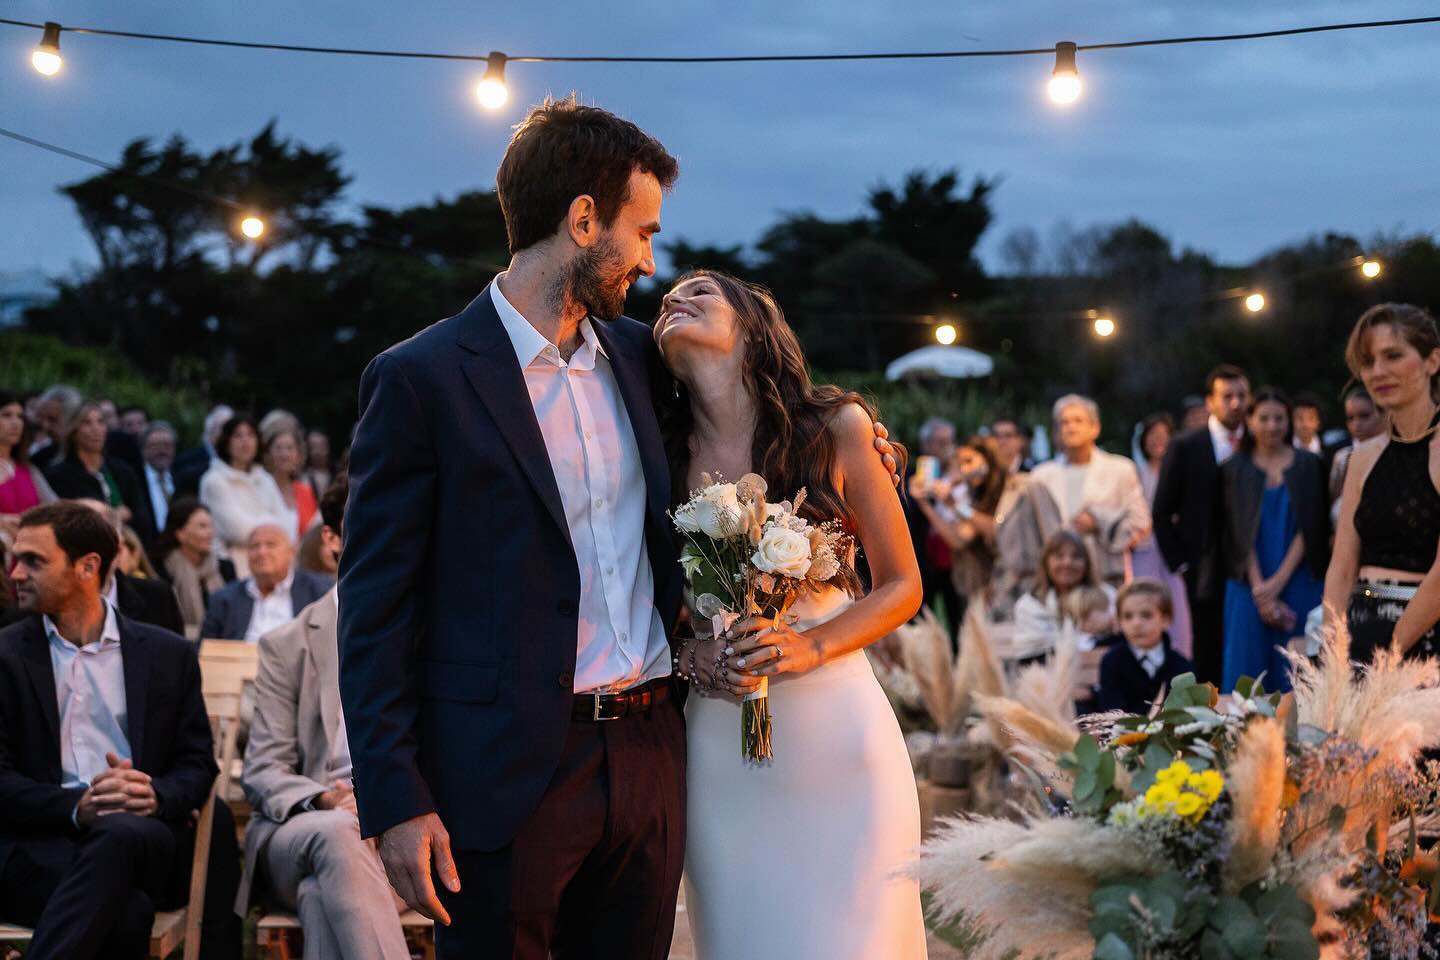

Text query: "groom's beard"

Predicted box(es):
[569, 238, 632, 321]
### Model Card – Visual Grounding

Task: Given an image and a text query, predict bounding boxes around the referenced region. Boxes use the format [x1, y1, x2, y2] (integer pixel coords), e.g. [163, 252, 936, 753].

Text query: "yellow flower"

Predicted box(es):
[1155, 760, 1192, 787]
[1175, 793, 1205, 819]
[1193, 770, 1224, 801]
[1144, 782, 1181, 810]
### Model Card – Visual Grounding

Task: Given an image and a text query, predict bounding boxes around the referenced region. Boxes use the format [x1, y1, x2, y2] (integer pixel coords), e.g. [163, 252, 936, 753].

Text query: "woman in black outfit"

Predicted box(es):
[1325, 303, 1440, 662]
[43, 399, 146, 526]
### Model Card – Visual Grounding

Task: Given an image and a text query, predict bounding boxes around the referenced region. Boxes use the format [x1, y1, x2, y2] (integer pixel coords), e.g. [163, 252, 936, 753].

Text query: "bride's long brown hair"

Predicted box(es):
[657, 269, 907, 538]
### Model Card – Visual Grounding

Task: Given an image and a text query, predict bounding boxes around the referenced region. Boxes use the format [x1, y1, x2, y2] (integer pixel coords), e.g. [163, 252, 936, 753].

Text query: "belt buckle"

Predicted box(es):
[592, 693, 617, 722]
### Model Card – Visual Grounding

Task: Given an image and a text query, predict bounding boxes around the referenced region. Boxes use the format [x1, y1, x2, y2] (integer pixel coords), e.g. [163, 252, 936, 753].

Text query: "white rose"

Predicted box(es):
[751, 525, 813, 579]
[675, 483, 743, 539]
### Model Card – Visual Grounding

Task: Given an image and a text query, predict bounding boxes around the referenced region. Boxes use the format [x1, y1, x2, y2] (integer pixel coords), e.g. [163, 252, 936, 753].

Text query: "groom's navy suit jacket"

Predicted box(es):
[338, 285, 683, 851]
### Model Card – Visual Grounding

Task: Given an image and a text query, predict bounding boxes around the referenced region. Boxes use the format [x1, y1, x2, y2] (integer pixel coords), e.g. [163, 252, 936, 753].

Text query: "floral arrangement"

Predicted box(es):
[674, 472, 853, 761]
[917, 625, 1440, 960]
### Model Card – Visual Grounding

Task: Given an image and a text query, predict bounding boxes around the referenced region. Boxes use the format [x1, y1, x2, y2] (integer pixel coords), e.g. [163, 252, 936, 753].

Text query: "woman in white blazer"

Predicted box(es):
[200, 415, 289, 578]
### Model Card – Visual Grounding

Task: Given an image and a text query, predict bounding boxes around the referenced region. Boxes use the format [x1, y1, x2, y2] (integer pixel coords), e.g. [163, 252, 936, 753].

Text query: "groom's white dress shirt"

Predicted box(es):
[492, 277, 670, 695]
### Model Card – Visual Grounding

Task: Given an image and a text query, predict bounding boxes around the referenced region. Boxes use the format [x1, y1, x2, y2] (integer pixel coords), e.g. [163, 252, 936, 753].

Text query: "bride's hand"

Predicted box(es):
[685, 636, 764, 700]
[729, 618, 824, 677]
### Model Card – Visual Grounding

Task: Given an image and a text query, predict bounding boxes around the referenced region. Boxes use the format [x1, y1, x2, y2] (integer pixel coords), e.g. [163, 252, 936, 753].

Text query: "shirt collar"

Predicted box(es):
[490, 274, 607, 370]
[1209, 414, 1243, 445]
[1128, 641, 1166, 670]
[246, 568, 295, 601]
[44, 599, 122, 652]
[103, 576, 119, 609]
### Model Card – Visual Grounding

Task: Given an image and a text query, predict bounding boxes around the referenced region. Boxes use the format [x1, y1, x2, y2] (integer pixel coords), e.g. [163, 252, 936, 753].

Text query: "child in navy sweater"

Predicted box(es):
[1097, 579, 1195, 715]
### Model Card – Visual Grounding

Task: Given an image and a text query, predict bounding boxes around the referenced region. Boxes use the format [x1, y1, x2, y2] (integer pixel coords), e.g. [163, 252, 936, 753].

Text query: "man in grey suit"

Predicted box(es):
[201, 523, 332, 641]
[238, 476, 410, 959]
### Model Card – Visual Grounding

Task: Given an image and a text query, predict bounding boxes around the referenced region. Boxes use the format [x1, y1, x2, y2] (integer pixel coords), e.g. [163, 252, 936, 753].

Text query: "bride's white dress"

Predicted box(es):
[683, 586, 928, 959]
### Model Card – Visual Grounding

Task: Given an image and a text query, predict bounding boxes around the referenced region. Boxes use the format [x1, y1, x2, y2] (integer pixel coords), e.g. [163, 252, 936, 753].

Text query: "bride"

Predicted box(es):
[654, 270, 928, 959]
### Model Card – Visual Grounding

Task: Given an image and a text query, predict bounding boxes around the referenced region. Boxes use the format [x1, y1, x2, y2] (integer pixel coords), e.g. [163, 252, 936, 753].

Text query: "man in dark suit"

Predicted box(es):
[202, 523, 332, 641]
[340, 101, 688, 960]
[0, 501, 240, 958]
[1151, 364, 1250, 685]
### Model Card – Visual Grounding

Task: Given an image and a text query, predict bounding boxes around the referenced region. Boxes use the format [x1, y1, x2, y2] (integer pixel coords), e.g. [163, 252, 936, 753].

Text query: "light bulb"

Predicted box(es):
[32, 22, 62, 76]
[935, 323, 958, 345]
[1093, 316, 1116, 338]
[1245, 292, 1266, 313]
[475, 52, 509, 110]
[1048, 41, 1081, 105]
[1361, 259, 1382, 279]
[240, 216, 266, 239]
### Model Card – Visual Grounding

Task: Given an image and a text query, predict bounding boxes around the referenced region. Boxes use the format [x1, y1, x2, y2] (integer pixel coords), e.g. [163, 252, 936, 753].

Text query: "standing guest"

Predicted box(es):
[1292, 392, 1324, 456]
[991, 415, 1034, 475]
[1013, 530, 1115, 662]
[1152, 364, 1251, 686]
[1180, 396, 1209, 434]
[173, 404, 234, 497]
[44, 400, 148, 530]
[1096, 579, 1194, 715]
[1130, 413, 1193, 658]
[27, 384, 84, 470]
[117, 526, 158, 580]
[138, 421, 178, 546]
[201, 523, 332, 642]
[74, 499, 185, 637]
[153, 498, 233, 640]
[261, 421, 315, 540]
[0, 501, 240, 959]
[200, 415, 289, 579]
[303, 430, 333, 500]
[1325, 304, 1440, 663]
[1329, 386, 1387, 504]
[906, 417, 960, 634]
[238, 473, 412, 959]
[118, 405, 149, 438]
[1219, 389, 1328, 692]
[96, 398, 120, 432]
[1, 390, 59, 552]
[1028, 394, 1151, 585]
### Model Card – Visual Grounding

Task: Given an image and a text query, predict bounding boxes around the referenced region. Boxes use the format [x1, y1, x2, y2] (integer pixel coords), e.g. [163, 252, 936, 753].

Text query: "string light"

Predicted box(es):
[30, 21, 61, 75]
[239, 215, 266, 239]
[935, 323, 958, 345]
[1244, 292, 1266, 313]
[475, 51, 509, 110]
[1361, 258, 1382, 278]
[1048, 42, 1081, 105]
[1093, 315, 1116, 338]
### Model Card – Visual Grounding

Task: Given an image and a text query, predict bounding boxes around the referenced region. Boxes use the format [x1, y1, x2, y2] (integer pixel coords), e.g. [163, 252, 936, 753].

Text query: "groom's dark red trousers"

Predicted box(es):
[435, 695, 687, 960]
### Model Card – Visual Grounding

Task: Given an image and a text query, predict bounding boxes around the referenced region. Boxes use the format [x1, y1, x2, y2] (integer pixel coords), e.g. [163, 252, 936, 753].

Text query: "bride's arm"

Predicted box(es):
[734, 404, 922, 676]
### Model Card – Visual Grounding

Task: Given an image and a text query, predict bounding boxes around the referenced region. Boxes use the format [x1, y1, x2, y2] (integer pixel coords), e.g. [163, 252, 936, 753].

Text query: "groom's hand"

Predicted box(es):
[872, 420, 901, 487]
[378, 812, 461, 925]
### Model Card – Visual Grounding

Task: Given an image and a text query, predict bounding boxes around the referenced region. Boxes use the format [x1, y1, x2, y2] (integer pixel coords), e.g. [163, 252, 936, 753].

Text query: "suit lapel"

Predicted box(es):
[119, 617, 148, 768]
[455, 287, 572, 544]
[19, 620, 60, 755]
[305, 596, 343, 753]
[590, 321, 671, 534]
[233, 593, 256, 642]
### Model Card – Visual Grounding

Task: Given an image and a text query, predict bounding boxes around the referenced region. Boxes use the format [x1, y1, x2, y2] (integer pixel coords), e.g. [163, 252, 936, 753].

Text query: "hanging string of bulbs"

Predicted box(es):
[7, 14, 1440, 108]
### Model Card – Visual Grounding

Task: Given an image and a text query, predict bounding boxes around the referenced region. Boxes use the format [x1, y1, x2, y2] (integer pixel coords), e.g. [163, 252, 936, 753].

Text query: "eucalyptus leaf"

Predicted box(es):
[1093, 932, 1135, 960]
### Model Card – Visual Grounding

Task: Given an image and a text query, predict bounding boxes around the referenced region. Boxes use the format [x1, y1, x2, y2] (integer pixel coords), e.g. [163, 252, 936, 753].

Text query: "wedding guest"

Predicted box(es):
[1292, 392, 1324, 456]
[139, 421, 179, 546]
[297, 523, 338, 578]
[1325, 304, 1440, 663]
[118, 405, 149, 438]
[28, 384, 84, 469]
[1013, 530, 1115, 662]
[261, 420, 315, 540]
[1329, 386, 1387, 504]
[154, 498, 234, 639]
[1218, 389, 1328, 692]
[1, 390, 58, 553]
[1096, 579, 1194, 714]
[906, 417, 960, 635]
[303, 430, 333, 500]
[990, 415, 1034, 474]
[238, 473, 411, 959]
[117, 525, 158, 580]
[1152, 364, 1251, 685]
[200, 415, 289, 579]
[174, 403, 234, 497]
[1130, 413, 1193, 658]
[1180, 396, 1208, 433]
[97, 398, 120, 431]
[1028, 394, 1151, 585]
[0, 501, 240, 958]
[201, 522, 332, 642]
[74, 499, 185, 637]
[44, 400, 149, 531]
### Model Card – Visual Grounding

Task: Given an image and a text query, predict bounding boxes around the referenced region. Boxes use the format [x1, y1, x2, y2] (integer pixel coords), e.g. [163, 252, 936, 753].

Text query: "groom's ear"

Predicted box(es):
[566, 194, 600, 248]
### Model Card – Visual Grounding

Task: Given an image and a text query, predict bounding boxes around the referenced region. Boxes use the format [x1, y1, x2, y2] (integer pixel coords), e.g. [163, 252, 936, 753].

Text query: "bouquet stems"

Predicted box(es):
[742, 676, 773, 762]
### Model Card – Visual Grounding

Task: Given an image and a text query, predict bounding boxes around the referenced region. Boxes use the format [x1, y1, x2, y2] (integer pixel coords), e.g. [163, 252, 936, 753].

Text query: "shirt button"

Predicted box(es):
[620, 633, 629, 644]
[557, 672, 573, 689]
[594, 499, 604, 509]
[606, 566, 615, 575]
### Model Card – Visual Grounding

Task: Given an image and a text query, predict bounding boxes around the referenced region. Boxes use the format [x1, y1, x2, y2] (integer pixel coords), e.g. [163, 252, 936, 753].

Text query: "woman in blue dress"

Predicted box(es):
[1218, 388, 1331, 692]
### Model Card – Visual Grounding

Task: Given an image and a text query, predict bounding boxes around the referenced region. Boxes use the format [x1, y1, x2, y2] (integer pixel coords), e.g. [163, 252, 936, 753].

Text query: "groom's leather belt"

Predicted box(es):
[573, 677, 672, 722]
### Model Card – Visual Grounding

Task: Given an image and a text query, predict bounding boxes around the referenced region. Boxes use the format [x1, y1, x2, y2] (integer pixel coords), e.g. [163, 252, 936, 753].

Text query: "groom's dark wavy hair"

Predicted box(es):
[496, 96, 679, 255]
[657, 270, 908, 598]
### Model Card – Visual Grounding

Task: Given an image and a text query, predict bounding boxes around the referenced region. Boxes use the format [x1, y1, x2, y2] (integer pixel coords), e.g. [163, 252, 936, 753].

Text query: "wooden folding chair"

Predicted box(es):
[198, 639, 260, 834]
[255, 909, 436, 960]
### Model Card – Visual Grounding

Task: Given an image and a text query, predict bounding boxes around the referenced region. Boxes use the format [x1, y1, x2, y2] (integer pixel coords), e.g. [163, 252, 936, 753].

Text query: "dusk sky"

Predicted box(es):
[2, 1, 1438, 280]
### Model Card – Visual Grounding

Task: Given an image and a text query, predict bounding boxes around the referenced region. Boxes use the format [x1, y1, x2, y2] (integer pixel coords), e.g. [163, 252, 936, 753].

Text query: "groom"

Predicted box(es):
[338, 98, 688, 959]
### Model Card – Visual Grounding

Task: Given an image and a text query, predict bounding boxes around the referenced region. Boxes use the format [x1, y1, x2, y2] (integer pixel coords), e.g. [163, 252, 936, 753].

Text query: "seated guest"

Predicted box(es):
[117, 525, 158, 580]
[0, 501, 240, 958]
[201, 523, 332, 642]
[239, 473, 410, 959]
[260, 417, 315, 541]
[199, 416, 289, 579]
[1097, 579, 1195, 715]
[154, 498, 235, 640]
[138, 420, 179, 548]
[302, 429, 332, 501]
[118, 405, 149, 438]
[26, 384, 83, 470]
[297, 523, 338, 578]
[74, 499, 185, 637]
[1012, 530, 1115, 663]
[1, 390, 59, 554]
[43, 400, 149, 533]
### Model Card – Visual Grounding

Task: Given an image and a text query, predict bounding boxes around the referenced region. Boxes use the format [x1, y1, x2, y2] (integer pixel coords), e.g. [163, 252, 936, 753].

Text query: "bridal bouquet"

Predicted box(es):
[674, 472, 853, 762]
[918, 626, 1440, 960]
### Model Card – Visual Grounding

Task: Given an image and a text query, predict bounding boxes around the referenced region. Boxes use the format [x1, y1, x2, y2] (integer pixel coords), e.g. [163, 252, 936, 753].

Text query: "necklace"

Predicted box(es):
[1389, 403, 1440, 444]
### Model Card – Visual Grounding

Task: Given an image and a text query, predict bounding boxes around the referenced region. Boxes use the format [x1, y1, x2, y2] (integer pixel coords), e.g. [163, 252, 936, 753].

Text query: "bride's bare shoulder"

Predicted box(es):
[824, 401, 876, 446]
